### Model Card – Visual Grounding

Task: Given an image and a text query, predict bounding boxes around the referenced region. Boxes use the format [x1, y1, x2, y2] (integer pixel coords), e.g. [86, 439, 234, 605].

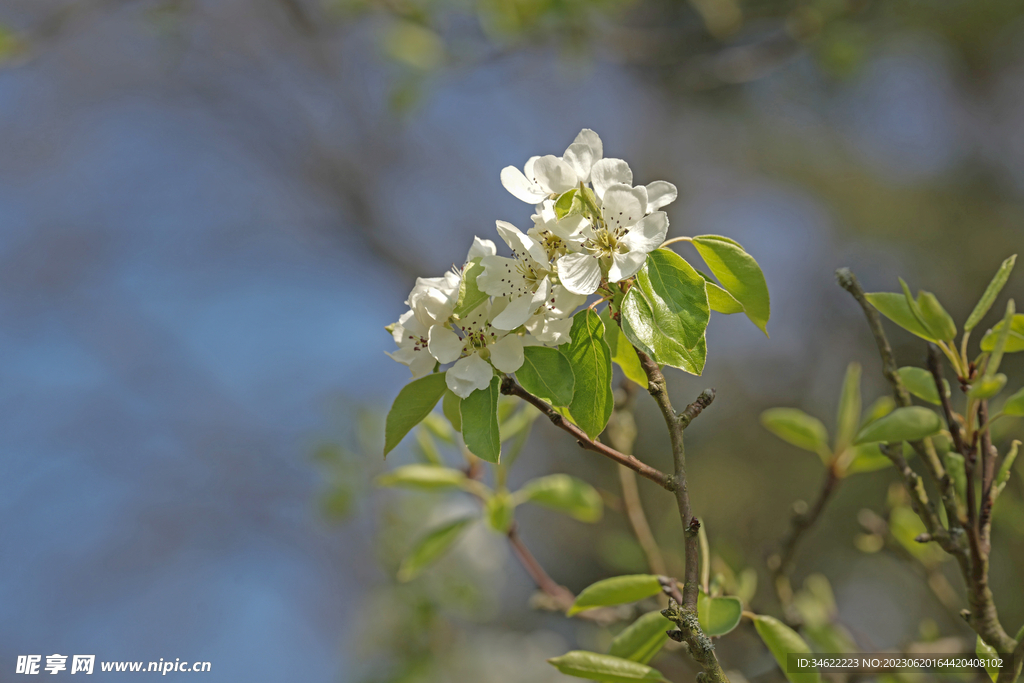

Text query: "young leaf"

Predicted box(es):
[554, 188, 578, 220]
[461, 377, 501, 462]
[865, 292, 937, 341]
[515, 474, 603, 523]
[697, 270, 743, 314]
[845, 443, 893, 474]
[976, 635, 999, 683]
[563, 310, 614, 439]
[946, 452, 967, 508]
[965, 254, 1016, 331]
[980, 314, 1024, 353]
[861, 396, 896, 426]
[697, 590, 743, 637]
[752, 614, 821, 683]
[620, 249, 709, 374]
[692, 235, 770, 336]
[600, 306, 648, 389]
[568, 575, 663, 615]
[986, 300, 1016, 377]
[384, 373, 449, 457]
[516, 345, 575, 407]
[547, 651, 667, 683]
[452, 258, 489, 319]
[995, 441, 1020, 498]
[485, 490, 515, 533]
[609, 611, 673, 664]
[968, 373, 1007, 400]
[898, 366, 947, 405]
[376, 464, 467, 490]
[1004, 387, 1024, 416]
[442, 389, 462, 432]
[854, 406, 942, 445]
[835, 363, 862, 454]
[917, 291, 957, 341]
[397, 517, 474, 582]
[761, 408, 831, 461]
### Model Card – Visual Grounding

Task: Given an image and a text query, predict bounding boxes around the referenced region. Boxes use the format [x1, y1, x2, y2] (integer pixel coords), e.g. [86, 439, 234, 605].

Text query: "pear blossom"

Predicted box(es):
[427, 299, 528, 398]
[500, 129, 604, 205]
[477, 221, 554, 331]
[556, 183, 670, 295]
[523, 284, 586, 345]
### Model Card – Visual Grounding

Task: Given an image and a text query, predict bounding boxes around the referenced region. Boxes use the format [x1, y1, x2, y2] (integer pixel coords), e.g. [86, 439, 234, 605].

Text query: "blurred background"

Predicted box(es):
[1, 0, 1022, 680]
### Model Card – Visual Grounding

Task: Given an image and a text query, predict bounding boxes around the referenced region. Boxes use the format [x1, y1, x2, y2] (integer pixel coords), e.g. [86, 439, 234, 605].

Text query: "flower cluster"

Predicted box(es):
[386, 129, 677, 398]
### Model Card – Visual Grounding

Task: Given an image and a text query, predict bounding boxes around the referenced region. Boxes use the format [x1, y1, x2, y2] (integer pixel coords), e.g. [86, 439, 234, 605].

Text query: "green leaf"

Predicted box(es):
[600, 307, 648, 389]
[485, 490, 515, 533]
[996, 440, 1019, 489]
[898, 366, 947, 405]
[397, 517, 474, 582]
[761, 408, 830, 460]
[697, 270, 744, 314]
[854, 406, 942, 445]
[968, 373, 1007, 400]
[947, 452, 967, 509]
[1004, 387, 1024, 416]
[966, 254, 1016, 331]
[568, 575, 663, 615]
[692, 235, 771, 335]
[835, 363, 862, 454]
[384, 373, 449, 456]
[442, 390, 462, 432]
[980, 314, 1024, 353]
[547, 651, 667, 683]
[376, 464, 467, 490]
[555, 188, 578, 220]
[609, 611, 673, 664]
[752, 614, 821, 683]
[563, 310, 614, 439]
[697, 590, 743, 637]
[845, 443, 893, 474]
[515, 474, 603, 523]
[865, 292, 937, 342]
[917, 291, 957, 341]
[620, 249, 709, 374]
[987, 300, 1016, 377]
[976, 635, 999, 683]
[516, 346, 575, 407]
[861, 396, 896, 426]
[461, 377, 501, 462]
[452, 258, 489, 319]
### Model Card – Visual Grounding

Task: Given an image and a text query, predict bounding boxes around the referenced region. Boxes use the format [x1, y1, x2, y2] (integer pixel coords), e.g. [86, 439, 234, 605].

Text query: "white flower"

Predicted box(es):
[500, 129, 604, 204]
[523, 284, 586, 345]
[476, 221, 553, 331]
[529, 200, 588, 259]
[427, 299, 528, 398]
[589, 158, 677, 214]
[556, 183, 669, 295]
[385, 310, 437, 378]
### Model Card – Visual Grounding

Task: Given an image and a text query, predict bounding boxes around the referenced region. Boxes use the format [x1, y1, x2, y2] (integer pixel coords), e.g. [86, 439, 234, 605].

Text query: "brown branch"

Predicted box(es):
[507, 523, 575, 609]
[837, 268, 1015, 656]
[634, 349, 729, 683]
[499, 377, 675, 490]
[978, 401, 999, 553]
[770, 464, 841, 619]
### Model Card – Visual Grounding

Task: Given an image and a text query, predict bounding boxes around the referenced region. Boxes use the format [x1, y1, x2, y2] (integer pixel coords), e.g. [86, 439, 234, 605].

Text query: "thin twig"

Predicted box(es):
[634, 349, 729, 683]
[507, 523, 575, 609]
[499, 377, 675, 490]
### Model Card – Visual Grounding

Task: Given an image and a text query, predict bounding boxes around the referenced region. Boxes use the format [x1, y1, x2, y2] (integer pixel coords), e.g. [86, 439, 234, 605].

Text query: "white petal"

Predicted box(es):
[478, 255, 526, 297]
[467, 236, 496, 261]
[408, 351, 437, 378]
[500, 165, 547, 204]
[526, 315, 574, 345]
[571, 128, 603, 161]
[608, 251, 648, 283]
[590, 158, 633, 199]
[602, 184, 646, 234]
[531, 155, 578, 195]
[563, 142, 596, 184]
[427, 324, 465, 364]
[446, 354, 494, 398]
[489, 334, 525, 373]
[495, 220, 548, 266]
[620, 211, 669, 254]
[645, 181, 677, 212]
[548, 284, 587, 318]
[491, 279, 549, 330]
[556, 252, 603, 295]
